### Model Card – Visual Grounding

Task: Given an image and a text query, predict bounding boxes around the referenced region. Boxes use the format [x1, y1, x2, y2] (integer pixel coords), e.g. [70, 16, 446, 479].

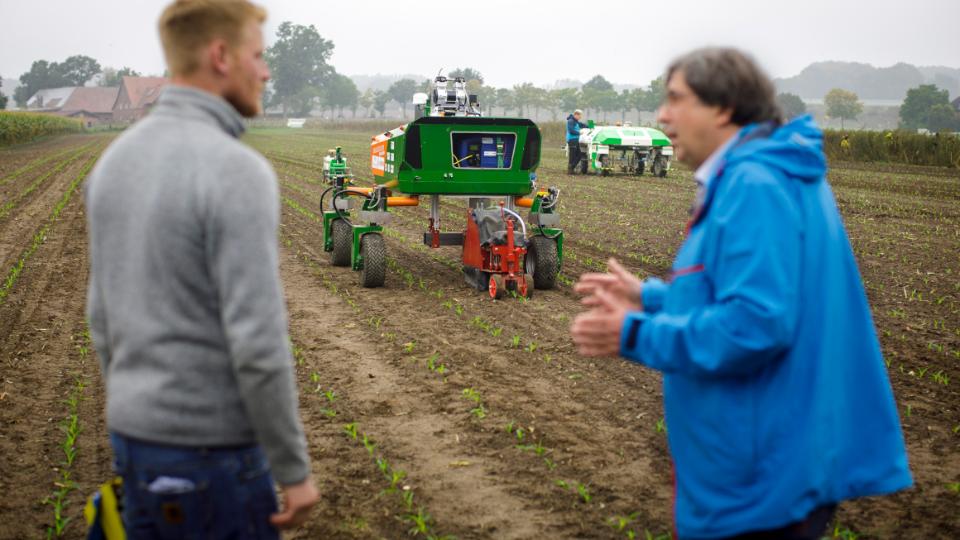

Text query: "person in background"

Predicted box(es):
[84, 0, 318, 536]
[571, 47, 911, 539]
[567, 108, 588, 174]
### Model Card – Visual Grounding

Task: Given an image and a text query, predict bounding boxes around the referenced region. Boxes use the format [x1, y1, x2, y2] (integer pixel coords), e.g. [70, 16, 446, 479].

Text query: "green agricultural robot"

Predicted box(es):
[574, 123, 674, 177]
[321, 75, 563, 299]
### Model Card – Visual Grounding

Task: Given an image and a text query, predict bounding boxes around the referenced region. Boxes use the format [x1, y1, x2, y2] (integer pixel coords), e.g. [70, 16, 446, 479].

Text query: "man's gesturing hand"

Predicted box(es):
[571, 288, 631, 357]
[574, 258, 642, 310]
[270, 478, 319, 529]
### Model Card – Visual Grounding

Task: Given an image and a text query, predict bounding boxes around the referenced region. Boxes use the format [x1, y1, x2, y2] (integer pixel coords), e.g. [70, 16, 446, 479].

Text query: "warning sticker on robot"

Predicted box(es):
[371, 141, 387, 176]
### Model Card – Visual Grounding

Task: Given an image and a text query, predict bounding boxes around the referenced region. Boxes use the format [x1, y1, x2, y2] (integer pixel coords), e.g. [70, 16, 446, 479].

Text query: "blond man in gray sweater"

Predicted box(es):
[85, 1, 317, 536]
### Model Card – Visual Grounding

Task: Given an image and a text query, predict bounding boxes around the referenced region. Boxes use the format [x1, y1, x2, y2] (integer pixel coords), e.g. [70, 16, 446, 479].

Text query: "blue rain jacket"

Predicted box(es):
[620, 115, 912, 539]
[567, 114, 587, 142]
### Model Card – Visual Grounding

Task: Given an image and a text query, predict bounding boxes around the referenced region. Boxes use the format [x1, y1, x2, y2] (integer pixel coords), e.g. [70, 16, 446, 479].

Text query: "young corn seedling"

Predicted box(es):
[608, 512, 639, 533]
[511, 335, 521, 348]
[404, 507, 433, 537]
[343, 422, 359, 440]
[577, 482, 592, 504]
[383, 469, 407, 493]
[362, 434, 376, 456]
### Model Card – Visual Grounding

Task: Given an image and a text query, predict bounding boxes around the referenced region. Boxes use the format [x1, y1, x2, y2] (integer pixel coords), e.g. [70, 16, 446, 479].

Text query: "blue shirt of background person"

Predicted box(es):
[571, 48, 911, 539]
[567, 109, 588, 141]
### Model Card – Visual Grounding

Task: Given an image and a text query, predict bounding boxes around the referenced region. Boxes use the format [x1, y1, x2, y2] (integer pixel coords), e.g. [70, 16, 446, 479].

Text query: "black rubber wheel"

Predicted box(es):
[330, 218, 352, 267]
[525, 236, 559, 290]
[636, 161, 645, 176]
[359, 233, 386, 288]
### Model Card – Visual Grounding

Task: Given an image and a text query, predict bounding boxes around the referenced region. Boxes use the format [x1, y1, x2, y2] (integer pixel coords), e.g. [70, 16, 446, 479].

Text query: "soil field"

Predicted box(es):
[0, 126, 957, 539]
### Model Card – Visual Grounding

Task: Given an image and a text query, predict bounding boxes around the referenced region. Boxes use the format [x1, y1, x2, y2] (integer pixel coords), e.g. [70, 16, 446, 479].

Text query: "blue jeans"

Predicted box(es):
[109, 432, 280, 540]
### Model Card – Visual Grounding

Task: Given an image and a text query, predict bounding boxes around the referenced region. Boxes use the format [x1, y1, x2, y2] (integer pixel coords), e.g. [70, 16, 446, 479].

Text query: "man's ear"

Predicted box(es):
[715, 107, 734, 129]
[208, 39, 230, 76]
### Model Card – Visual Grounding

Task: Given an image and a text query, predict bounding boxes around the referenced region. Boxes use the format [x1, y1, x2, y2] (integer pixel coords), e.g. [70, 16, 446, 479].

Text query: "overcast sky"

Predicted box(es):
[1, 0, 958, 87]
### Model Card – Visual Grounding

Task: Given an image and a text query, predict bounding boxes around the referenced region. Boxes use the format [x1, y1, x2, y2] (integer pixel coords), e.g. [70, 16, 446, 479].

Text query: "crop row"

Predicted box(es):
[43, 329, 91, 537]
[0, 143, 94, 220]
[0, 141, 94, 188]
[288, 303, 451, 538]
[0, 154, 97, 302]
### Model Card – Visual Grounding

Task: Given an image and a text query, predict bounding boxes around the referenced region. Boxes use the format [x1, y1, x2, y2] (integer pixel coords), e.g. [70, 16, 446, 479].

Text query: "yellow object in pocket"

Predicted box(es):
[84, 477, 125, 540]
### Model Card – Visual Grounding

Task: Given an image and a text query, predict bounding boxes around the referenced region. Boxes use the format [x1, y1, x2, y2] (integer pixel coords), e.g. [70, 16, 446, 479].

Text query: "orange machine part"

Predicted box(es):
[514, 197, 534, 208]
[462, 210, 484, 268]
[386, 196, 420, 207]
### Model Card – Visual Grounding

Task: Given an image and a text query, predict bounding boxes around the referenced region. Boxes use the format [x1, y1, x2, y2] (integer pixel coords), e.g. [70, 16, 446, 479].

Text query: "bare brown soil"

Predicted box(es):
[0, 130, 956, 539]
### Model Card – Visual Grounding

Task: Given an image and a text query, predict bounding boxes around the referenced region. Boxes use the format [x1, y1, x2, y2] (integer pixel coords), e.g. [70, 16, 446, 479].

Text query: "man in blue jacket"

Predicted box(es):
[571, 48, 911, 539]
[567, 108, 588, 174]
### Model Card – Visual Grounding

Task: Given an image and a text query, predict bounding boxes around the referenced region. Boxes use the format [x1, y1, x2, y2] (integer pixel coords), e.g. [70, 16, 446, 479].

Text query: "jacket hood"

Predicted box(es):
[725, 115, 826, 183]
[567, 114, 576, 121]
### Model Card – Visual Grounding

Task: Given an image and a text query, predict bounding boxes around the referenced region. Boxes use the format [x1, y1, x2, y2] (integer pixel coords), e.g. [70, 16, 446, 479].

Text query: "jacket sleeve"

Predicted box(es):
[85, 265, 111, 376]
[208, 152, 310, 486]
[84, 181, 112, 376]
[641, 277, 668, 314]
[621, 163, 801, 377]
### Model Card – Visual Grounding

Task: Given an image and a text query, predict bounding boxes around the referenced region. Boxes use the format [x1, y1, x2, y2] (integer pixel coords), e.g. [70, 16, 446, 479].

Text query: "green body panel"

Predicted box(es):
[579, 124, 674, 174]
[376, 117, 540, 197]
[584, 126, 671, 148]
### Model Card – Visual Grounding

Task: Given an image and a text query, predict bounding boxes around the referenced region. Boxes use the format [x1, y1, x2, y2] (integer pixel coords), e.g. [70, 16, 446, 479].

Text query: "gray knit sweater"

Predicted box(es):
[84, 86, 309, 485]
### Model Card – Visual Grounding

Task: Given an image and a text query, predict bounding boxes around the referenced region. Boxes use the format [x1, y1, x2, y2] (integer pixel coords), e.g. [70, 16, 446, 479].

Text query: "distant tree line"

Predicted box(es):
[336, 71, 668, 122]
[778, 85, 959, 132]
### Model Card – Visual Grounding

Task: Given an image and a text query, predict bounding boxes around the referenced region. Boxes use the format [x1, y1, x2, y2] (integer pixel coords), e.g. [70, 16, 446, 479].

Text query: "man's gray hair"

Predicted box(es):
[666, 47, 783, 126]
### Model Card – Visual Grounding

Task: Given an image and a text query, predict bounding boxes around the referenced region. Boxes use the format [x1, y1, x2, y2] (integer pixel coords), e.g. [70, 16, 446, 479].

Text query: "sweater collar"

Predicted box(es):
[153, 85, 246, 138]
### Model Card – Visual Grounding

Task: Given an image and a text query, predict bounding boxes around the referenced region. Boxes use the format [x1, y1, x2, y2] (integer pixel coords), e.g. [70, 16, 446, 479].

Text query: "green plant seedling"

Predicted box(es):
[343, 422, 359, 440]
[577, 482, 592, 503]
[362, 434, 376, 456]
[389, 469, 407, 491]
[608, 512, 639, 532]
